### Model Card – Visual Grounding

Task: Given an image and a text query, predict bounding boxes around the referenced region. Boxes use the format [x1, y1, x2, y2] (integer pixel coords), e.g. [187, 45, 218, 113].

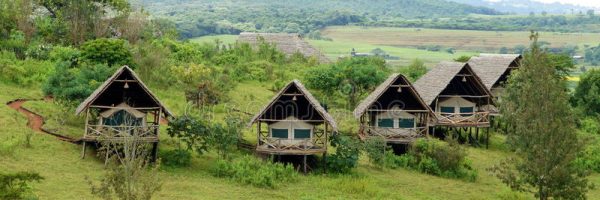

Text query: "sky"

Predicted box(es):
[533, 0, 600, 8]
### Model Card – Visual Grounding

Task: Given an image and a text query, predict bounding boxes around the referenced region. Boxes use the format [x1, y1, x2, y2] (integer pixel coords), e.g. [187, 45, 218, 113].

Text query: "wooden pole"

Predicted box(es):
[151, 142, 158, 163]
[303, 155, 307, 174]
[81, 141, 87, 159]
[486, 127, 490, 149]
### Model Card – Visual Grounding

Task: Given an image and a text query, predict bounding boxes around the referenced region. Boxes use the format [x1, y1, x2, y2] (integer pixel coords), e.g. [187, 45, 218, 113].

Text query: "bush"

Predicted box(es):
[0, 51, 54, 86]
[80, 38, 134, 67]
[0, 171, 44, 200]
[579, 117, 600, 134]
[43, 62, 114, 102]
[327, 134, 361, 174]
[574, 141, 600, 173]
[389, 139, 477, 181]
[363, 137, 387, 168]
[159, 149, 192, 167]
[210, 155, 297, 188]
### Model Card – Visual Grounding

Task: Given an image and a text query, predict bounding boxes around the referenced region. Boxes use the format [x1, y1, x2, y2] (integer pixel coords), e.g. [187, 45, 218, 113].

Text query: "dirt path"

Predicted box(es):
[6, 99, 79, 144]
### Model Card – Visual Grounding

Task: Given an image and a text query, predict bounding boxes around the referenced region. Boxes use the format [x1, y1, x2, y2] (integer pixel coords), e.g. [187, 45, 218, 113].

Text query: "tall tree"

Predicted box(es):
[491, 32, 591, 200]
[573, 69, 600, 117]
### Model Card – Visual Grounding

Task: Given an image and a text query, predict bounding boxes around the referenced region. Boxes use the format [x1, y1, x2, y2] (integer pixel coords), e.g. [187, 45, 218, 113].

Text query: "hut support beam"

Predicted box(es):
[303, 155, 307, 174]
[81, 142, 87, 159]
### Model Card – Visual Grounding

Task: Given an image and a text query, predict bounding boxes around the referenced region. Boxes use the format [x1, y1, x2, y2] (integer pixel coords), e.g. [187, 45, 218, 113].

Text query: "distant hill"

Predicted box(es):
[448, 0, 593, 14]
[140, 0, 502, 38]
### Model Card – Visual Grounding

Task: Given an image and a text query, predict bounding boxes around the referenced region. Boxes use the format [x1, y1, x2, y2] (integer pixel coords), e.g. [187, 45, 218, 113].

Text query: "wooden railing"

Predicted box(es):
[362, 126, 427, 142]
[258, 137, 325, 152]
[85, 124, 159, 140]
[435, 112, 490, 126]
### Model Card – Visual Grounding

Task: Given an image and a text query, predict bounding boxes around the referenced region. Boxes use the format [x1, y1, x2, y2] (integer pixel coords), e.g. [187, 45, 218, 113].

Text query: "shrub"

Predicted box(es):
[327, 134, 361, 174]
[159, 149, 192, 167]
[391, 138, 477, 181]
[579, 117, 600, 134]
[0, 171, 44, 200]
[0, 51, 54, 86]
[43, 62, 114, 102]
[574, 142, 600, 173]
[210, 155, 297, 188]
[363, 136, 387, 168]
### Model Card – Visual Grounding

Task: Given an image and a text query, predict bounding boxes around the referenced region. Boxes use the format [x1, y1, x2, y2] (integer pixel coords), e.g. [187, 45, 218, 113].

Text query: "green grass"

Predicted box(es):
[189, 34, 478, 67]
[321, 26, 600, 53]
[188, 34, 238, 45]
[2, 82, 600, 199]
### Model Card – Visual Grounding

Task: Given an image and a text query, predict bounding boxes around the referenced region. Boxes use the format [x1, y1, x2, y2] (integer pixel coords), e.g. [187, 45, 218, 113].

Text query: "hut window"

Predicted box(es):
[398, 118, 415, 128]
[378, 118, 394, 128]
[271, 129, 288, 138]
[294, 129, 311, 139]
[440, 106, 455, 113]
[460, 107, 474, 116]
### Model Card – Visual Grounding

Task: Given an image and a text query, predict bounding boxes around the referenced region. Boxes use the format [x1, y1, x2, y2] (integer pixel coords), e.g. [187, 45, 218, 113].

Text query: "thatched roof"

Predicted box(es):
[468, 54, 522, 90]
[413, 62, 492, 106]
[238, 32, 329, 63]
[75, 66, 173, 117]
[353, 74, 434, 118]
[248, 80, 337, 131]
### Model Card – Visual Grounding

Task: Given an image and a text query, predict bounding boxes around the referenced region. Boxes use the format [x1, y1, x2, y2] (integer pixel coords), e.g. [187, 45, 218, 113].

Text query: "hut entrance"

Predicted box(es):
[100, 103, 145, 127]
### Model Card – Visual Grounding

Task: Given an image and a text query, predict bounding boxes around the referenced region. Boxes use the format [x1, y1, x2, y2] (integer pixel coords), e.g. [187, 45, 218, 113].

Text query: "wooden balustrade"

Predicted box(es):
[435, 112, 490, 126]
[84, 124, 159, 141]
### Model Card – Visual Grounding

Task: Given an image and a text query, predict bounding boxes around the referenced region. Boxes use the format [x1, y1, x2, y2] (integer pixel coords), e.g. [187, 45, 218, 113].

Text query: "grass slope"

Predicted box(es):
[2, 82, 600, 199]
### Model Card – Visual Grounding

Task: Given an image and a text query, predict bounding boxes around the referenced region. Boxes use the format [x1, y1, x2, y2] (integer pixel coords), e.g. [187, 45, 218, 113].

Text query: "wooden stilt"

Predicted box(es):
[486, 128, 490, 149]
[322, 152, 327, 174]
[81, 141, 87, 159]
[303, 155, 307, 174]
[476, 127, 480, 142]
[151, 142, 158, 163]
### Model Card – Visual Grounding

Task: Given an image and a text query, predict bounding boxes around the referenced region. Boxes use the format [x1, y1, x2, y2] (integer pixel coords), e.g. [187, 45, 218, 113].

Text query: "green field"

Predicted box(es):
[6, 81, 600, 199]
[189, 35, 479, 67]
[321, 26, 599, 52]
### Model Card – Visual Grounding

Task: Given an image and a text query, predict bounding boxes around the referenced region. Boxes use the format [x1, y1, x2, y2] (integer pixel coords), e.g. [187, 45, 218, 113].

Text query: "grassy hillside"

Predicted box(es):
[8, 82, 598, 199]
[321, 26, 599, 52]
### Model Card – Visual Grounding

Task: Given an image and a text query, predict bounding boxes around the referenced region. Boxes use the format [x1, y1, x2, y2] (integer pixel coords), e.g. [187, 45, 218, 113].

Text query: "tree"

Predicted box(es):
[573, 69, 600, 117]
[491, 32, 591, 200]
[400, 58, 427, 81]
[547, 53, 575, 79]
[305, 57, 387, 108]
[80, 38, 135, 67]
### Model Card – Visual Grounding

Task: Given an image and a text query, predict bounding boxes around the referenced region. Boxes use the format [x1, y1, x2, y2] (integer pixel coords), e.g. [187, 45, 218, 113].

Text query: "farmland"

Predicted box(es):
[320, 26, 599, 52]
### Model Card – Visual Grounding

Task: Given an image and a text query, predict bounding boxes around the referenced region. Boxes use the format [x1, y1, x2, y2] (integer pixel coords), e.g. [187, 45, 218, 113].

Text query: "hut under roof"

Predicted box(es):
[413, 62, 493, 128]
[248, 80, 336, 172]
[354, 74, 435, 144]
[76, 66, 172, 160]
[238, 32, 329, 63]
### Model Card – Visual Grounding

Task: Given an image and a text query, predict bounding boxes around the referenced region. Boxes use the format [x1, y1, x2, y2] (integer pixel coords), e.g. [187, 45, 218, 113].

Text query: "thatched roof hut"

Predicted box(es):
[76, 66, 171, 160]
[354, 74, 435, 143]
[413, 62, 493, 127]
[249, 80, 336, 156]
[238, 32, 329, 63]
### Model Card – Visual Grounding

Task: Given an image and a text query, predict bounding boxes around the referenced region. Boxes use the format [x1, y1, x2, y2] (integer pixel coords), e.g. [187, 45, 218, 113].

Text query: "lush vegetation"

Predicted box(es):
[142, 0, 499, 38]
[2, 0, 600, 199]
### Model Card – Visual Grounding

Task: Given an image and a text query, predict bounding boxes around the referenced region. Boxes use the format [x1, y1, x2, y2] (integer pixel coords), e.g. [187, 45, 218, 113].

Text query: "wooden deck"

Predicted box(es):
[360, 126, 427, 144]
[256, 138, 326, 155]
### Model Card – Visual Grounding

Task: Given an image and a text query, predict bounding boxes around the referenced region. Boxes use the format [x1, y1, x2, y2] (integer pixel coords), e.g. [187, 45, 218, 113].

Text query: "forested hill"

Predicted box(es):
[140, 0, 501, 38]
[449, 0, 593, 14]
